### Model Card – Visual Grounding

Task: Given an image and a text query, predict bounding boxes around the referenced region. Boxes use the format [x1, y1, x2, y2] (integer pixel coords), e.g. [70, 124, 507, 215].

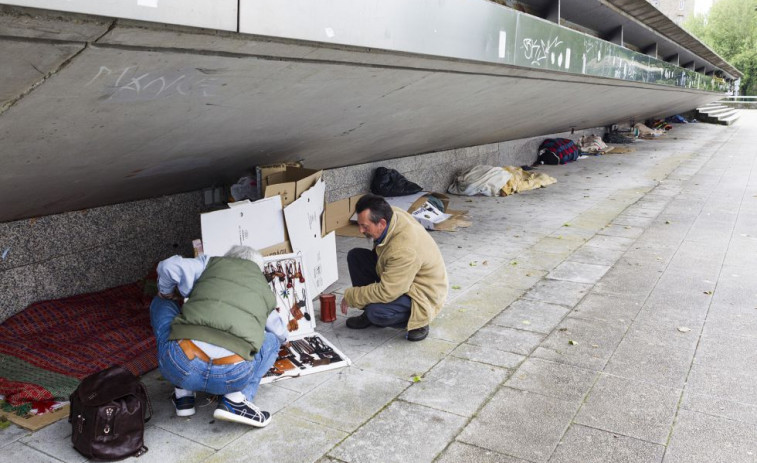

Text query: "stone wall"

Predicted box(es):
[0, 192, 206, 321]
[0, 126, 604, 321]
[323, 126, 605, 202]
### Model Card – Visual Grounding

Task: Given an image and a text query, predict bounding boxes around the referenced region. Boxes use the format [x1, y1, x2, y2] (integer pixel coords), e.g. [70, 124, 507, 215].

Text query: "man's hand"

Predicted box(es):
[340, 297, 349, 315]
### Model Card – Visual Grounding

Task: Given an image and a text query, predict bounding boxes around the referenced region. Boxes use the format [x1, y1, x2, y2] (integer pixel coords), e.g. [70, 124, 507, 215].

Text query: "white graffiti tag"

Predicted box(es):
[521, 36, 563, 66]
[85, 66, 223, 101]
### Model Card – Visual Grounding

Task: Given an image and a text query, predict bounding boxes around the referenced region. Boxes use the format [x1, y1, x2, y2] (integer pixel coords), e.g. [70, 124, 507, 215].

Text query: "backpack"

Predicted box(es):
[370, 167, 423, 196]
[538, 138, 582, 165]
[69, 365, 152, 461]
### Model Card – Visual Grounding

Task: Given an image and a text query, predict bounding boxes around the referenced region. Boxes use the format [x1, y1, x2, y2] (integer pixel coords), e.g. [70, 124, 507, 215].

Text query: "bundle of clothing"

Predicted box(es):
[578, 134, 614, 155]
[634, 122, 665, 139]
[448, 165, 556, 197]
[603, 131, 635, 144]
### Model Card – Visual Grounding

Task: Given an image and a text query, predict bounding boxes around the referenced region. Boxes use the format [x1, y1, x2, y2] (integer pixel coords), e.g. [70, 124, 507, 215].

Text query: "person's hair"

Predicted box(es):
[225, 245, 265, 271]
[354, 194, 393, 224]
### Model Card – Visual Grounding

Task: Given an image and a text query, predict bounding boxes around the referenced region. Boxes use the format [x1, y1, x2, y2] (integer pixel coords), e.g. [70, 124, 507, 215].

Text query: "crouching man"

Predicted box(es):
[150, 245, 283, 427]
[340, 194, 448, 341]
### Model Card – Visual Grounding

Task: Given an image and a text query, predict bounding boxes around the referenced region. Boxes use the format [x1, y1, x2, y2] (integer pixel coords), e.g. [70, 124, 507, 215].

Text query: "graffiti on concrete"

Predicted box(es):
[521, 36, 569, 69]
[85, 66, 223, 101]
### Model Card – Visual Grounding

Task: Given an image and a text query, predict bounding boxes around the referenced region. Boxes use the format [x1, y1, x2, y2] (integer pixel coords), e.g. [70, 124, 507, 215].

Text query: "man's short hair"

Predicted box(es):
[225, 245, 265, 271]
[355, 194, 393, 224]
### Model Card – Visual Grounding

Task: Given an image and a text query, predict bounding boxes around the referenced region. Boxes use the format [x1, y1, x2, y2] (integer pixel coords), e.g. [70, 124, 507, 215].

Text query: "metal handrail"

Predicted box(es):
[723, 96, 757, 101]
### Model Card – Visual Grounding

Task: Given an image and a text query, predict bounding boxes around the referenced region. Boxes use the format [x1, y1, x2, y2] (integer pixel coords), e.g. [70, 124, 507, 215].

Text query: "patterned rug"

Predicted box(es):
[0, 281, 157, 407]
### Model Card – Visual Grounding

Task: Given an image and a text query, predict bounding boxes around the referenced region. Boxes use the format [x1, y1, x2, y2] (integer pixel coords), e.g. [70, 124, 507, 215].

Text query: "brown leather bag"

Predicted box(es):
[69, 365, 152, 460]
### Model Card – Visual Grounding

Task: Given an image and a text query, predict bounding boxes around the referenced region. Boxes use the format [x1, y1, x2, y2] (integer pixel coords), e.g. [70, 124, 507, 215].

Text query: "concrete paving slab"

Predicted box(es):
[126, 426, 214, 463]
[603, 321, 699, 388]
[597, 223, 645, 239]
[506, 357, 597, 402]
[323, 324, 403, 360]
[206, 414, 346, 463]
[565, 244, 625, 267]
[570, 292, 642, 324]
[468, 325, 545, 356]
[547, 261, 611, 284]
[549, 424, 664, 463]
[283, 367, 408, 432]
[681, 391, 757, 426]
[490, 299, 570, 334]
[18, 419, 86, 463]
[532, 316, 628, 371]
[686, 361, 757, 406]
[450, 343, 525, 369]
[574, 374, 680, 444]
[328, 401, 466, 463]
[583, 234, 636, 252]
[356, 336, 456, 380]
[400, 356, 509, 417]
[435, 441, 529, 463]
[529, 236, 585, 256]
[522, 279, 593, 308]
[663, 409, 757, 463]
[458, 387, 579, 462]
[0, 441, 62, 462]
[430, 307, 493, 343]
[452, 282, 527, 317]
[0, 422, 29, 449]
[513, 249, 570, 272]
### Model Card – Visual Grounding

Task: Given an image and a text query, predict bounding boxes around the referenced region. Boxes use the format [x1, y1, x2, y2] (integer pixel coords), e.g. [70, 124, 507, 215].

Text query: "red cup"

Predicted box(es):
[319, 294, 336, 323]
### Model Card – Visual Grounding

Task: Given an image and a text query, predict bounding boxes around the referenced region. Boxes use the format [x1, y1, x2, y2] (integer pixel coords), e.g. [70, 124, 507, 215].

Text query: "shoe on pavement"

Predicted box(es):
[346, 312, 372, 329]
[172, 393, 196, 417]
[407, 325, 429, 341]
[213, 397, 271, 427]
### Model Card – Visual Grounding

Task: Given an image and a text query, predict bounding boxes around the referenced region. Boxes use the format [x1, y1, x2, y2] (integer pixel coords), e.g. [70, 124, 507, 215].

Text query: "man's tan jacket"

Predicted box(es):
[344, 207, 448, 330]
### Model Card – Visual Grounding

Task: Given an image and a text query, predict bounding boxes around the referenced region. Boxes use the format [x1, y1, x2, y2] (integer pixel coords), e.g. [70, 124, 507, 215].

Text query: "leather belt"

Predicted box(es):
[178, 340, 244, 365]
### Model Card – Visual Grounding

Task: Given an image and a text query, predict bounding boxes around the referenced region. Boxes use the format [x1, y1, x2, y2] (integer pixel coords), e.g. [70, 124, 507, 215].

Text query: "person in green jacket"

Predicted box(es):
[340, 194, 449, 341]
[151, 245, 284, 427]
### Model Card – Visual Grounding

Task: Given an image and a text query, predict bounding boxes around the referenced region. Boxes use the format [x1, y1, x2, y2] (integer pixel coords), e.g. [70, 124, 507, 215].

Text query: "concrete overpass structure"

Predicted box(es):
[0, 0, 741, 222]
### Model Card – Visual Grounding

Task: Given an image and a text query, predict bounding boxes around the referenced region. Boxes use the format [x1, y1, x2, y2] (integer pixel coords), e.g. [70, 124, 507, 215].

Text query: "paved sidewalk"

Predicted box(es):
[4, 112, 756, 462]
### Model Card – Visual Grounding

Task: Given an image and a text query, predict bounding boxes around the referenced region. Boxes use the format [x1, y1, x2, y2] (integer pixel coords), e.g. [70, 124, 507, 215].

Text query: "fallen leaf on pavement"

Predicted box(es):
[677, 327, 691, 333]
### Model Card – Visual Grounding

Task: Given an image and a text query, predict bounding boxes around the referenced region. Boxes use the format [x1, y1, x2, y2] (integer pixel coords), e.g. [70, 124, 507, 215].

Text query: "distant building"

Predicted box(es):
[648, 0, 696, 25]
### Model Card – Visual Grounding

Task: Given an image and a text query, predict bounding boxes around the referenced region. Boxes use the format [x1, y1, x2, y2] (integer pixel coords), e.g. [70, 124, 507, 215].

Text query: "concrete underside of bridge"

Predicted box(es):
[0, 9, 724, 222]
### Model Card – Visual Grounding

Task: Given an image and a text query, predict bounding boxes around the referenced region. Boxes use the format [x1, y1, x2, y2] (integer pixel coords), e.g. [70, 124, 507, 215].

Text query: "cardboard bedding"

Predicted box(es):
[0, 281, 157, 407]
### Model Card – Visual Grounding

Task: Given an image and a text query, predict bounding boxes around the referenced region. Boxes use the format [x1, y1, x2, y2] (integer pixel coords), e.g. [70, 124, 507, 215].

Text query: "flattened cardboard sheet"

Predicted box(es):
[200, 197, 285, 256]
[260, 253, 349, 383]
[283, 179, 338, 296]
[0, 404, 70, 431]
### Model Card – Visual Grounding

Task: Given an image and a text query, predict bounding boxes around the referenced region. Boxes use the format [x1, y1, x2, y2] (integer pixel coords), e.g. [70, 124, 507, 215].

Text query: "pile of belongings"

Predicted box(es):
[448, 165, 556, 197]
[634, 122, 665, 139]
[665, 114, 691, 124]
[603, 129, 635, 144]
[578, 134, 614, 155]
[536, 138, 583, 165]
[649, 119, 673, 131]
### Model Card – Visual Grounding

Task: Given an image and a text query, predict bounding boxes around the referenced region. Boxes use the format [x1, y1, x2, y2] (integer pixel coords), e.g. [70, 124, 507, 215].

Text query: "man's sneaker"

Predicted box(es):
[213, 397, 271, 428]
[346, 312, 372, 329]
[407, 325, 429, 342]
[172, 393, 196, 417]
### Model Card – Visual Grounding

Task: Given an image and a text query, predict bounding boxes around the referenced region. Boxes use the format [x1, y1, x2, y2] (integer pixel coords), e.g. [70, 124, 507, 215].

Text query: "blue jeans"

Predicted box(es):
[150, 296, 280, 401]
[347, 248, 412, 328]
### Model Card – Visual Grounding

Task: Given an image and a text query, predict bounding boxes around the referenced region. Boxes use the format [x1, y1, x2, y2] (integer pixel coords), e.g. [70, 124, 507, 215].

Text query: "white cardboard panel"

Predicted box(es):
[201, 196, 286, 257]
[263, 253, 316, 337]
[283, 179, 338, 296]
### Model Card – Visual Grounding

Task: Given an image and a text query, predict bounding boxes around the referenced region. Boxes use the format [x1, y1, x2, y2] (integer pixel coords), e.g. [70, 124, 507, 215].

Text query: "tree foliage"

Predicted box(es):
[684, 0, 757, 95]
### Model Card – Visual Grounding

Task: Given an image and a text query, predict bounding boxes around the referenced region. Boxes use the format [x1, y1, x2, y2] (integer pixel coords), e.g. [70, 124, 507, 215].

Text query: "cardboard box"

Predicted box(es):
[260, 165, 323, 207]
[323, 194, 364, 234]
[328, 192, 469, 237]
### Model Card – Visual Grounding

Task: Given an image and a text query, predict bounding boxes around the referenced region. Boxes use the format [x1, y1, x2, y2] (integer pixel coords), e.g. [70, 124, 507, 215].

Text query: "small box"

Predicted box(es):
[259, 165, 323, 207]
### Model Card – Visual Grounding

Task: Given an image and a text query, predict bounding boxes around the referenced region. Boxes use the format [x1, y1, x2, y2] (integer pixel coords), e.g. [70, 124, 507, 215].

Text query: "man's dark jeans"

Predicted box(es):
[347, 248, 411, 328]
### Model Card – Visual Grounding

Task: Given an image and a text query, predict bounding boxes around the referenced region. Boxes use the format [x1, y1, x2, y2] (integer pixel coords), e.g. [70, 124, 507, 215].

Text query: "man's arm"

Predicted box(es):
[344, 248, 420, 309]
[156, 255, 209, 298]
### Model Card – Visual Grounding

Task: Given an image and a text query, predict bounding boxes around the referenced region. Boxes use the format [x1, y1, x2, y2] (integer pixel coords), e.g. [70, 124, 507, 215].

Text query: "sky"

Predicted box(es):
[695, 0, 714, 15]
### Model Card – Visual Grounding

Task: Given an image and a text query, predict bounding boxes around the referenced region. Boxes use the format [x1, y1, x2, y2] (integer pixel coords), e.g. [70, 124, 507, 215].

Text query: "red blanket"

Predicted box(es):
[0, 282, 157, 405]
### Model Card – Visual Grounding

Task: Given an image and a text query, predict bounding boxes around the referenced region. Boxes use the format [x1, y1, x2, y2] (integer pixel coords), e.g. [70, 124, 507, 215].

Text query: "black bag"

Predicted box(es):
[69, 365, 152, 461]
[370, 167, 422, 197]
